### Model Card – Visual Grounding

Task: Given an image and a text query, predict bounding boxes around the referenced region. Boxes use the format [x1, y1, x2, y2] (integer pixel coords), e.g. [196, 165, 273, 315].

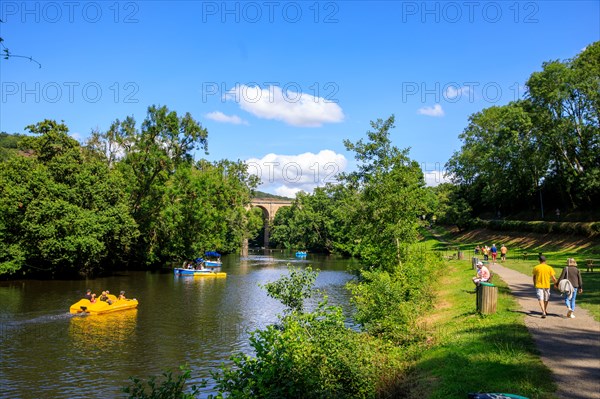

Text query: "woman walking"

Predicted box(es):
[556, 258, 583, 318]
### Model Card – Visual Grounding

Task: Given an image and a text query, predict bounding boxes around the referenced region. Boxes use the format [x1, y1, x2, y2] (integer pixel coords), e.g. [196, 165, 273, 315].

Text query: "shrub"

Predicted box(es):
[348, 245, 443, 345]
[122, 366, 205, 399]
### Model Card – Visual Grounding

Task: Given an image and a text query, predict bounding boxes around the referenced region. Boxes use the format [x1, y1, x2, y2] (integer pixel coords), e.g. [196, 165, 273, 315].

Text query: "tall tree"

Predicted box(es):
[341, 115, 427, 271]
[526, 42, 600, 208]
[88, 105, 209, 266]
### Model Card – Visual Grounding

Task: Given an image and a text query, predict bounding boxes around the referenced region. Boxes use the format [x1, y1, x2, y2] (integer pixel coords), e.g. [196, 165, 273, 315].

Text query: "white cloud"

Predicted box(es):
[417, 104, 445, 117]
[444, 85, 471, 100]
[205, 111, 248, 125]
[274, 185, 304, 198]
[226, 85, 344, 127]
[424, 170, 451, 186]
[70, 132, 84, 142]
[246, 150, 348, 196]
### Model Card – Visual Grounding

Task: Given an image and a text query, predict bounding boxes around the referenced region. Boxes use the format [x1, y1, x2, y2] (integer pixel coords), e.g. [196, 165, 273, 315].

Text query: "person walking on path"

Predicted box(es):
[491, 262, 600, 399]
[532, 255, 557, 318]
[500, 244, 507, 261]
[555, 258, 583, 319]
[490, 244, 498, 263]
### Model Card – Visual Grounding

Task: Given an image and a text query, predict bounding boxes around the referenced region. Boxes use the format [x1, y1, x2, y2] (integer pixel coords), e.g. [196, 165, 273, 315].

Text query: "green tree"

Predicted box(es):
[341, 115, 427, 271]
[262, 265, 319, 313]
[88, 106, 209, 266]
[526, 42, 600, 209]
[446, 101, 544, 215]
[447, 43, 600, 218]
[0, 120, 137, 276]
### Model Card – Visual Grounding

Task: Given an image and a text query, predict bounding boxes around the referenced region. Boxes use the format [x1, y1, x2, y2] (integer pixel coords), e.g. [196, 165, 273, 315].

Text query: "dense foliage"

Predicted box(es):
[270, 116, 429, 272]
[446, 43, 600, 219]
[349, 247, 442, 345]
[0, 106, 260, 277]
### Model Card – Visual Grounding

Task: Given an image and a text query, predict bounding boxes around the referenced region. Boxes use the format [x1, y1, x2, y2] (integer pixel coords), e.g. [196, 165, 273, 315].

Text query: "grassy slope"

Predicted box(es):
[432, 227, 600, 321]
[405, 256, 557, 399]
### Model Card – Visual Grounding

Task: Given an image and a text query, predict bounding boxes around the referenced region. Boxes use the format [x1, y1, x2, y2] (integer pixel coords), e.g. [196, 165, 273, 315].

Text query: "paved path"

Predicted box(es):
[491, 263, 600, 399]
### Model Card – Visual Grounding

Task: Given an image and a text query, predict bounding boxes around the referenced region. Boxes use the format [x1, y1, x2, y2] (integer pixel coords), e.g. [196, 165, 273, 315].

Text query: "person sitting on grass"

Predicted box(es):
[472, 261, 490, 285]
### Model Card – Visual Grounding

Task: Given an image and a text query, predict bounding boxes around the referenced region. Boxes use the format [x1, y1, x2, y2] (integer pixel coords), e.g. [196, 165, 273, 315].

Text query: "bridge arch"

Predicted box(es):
[249, 198, 293, 248]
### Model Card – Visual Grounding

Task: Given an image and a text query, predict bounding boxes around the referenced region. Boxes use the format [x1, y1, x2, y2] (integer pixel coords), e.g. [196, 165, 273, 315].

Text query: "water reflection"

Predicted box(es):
[69, 309, 138, 352]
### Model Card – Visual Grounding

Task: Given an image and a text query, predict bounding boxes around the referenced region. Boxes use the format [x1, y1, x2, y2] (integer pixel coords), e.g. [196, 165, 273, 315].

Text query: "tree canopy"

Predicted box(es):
[446, 42, 599, 218]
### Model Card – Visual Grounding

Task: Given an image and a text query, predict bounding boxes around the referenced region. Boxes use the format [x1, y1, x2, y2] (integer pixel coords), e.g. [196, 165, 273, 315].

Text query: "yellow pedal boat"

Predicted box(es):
[69, 294, 138, 315]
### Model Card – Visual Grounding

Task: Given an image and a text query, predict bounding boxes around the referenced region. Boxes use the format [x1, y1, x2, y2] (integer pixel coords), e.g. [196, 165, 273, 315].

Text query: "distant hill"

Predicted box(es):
[0, 132, 27, 161]
[253, 191, 294, 200]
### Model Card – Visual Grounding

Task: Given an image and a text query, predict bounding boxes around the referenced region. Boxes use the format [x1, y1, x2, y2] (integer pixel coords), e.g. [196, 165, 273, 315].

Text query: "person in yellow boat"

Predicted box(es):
[99, 291, 113, 305]
[90, 293, 97, 303]
[118, 291, 127, 300]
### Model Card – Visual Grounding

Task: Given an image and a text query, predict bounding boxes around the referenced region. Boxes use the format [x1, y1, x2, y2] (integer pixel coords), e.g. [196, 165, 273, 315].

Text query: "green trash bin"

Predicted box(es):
[476, 282, 497, 314]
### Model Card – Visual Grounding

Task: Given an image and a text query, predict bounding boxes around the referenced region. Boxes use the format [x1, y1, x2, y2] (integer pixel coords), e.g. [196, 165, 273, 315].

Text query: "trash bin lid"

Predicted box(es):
[468, 394, 529, 399]
[480, 282, 495, 287]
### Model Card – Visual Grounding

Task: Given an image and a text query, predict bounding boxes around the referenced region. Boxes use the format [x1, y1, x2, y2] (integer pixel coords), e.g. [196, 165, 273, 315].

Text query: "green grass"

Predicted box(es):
[406, 260, 557, 399]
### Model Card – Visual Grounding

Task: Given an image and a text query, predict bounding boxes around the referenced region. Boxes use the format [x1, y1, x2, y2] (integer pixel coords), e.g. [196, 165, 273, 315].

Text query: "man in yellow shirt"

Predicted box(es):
[532, 255, 557, 318]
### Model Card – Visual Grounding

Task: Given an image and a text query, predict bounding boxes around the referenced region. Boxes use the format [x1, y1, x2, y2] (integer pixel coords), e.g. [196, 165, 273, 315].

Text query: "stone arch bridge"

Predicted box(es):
[248, 198, 293, 248]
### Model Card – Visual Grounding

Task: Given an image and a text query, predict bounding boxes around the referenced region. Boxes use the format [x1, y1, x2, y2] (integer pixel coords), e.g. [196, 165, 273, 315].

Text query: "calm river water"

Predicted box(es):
[0, 251, 358, 399]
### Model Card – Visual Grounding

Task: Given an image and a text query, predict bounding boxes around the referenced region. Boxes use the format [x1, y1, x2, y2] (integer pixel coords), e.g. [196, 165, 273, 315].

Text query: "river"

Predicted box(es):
[0, 251, 358, 399]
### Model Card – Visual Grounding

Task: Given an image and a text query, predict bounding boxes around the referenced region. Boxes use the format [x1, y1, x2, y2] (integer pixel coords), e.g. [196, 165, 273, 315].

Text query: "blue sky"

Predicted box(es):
[1, 1, 598, 196]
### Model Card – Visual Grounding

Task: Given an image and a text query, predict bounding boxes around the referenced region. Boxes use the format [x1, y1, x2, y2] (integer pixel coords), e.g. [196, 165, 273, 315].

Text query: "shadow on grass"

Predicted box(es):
[579, 271, 599, 309]
[407, 322, 556, 399]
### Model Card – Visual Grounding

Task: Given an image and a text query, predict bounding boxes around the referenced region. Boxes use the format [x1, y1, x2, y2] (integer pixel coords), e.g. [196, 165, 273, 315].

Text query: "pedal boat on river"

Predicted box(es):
[173, 267, 226, 277]
[69, 294, 138, 315]
[174, 257, 226, 278]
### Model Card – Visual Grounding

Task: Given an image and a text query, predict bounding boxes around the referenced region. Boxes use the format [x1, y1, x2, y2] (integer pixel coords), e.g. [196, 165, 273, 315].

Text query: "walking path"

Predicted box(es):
[491, 262, 600, 399]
